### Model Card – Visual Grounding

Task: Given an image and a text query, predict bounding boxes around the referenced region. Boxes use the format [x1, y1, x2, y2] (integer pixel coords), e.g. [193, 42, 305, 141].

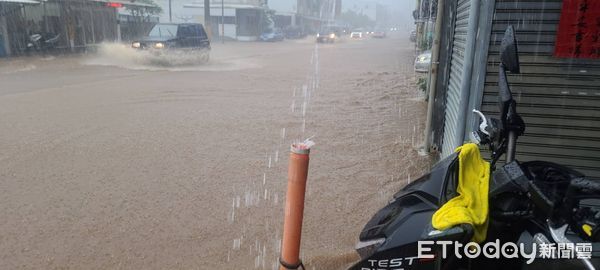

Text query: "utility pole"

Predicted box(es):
[221, 0, 224, 43]
[204, 0, 211, 38]
[169, 0, 172, 22]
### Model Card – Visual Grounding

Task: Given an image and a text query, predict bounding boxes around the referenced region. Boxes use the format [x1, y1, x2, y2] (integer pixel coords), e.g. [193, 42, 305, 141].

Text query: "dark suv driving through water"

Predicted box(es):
[316, 28, 338, 43]
[131, 23, 210, 58]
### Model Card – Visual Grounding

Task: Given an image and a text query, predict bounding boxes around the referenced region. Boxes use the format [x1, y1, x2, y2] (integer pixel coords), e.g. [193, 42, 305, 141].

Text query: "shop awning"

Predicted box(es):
[93, 0, 159, 9]
[0, 0, 41, 4]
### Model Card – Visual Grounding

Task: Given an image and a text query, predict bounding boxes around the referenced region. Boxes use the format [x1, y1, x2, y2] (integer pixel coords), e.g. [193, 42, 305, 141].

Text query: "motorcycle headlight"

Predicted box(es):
[132, 42, 141, 48]
[355, 238, 385, 259]
[154, 42, 165, 49]
[329, 33, 335, 39]
[317, 33, 320, 37]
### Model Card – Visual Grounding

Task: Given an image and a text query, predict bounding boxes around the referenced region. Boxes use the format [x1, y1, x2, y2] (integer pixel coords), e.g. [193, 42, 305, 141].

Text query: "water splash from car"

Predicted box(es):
[83, 43, 258, 72]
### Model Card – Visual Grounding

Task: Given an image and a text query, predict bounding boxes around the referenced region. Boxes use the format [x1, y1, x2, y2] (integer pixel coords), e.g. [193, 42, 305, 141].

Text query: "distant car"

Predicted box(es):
[410, 30, 417, 42]
[260, 28, 284, 42]
[414, 50, 431, 72]
[316, 29, 337, 43]
[350, 31, 363, 39]
[284, 26, 306, 39]
[131, 23, 211, 56]
[372, 30, 386, 38]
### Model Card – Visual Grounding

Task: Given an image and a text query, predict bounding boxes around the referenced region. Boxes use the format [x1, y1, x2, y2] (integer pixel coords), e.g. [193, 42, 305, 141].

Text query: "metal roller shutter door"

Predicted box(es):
[441, 0, 471, 156]
[482, 0, 600, 179]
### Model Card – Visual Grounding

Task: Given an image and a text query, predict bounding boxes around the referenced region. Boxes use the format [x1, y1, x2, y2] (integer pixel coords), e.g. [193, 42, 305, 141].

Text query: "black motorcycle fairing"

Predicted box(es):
[488, 161, 531, 226]
[350, 233, 436, 270]
[490, 161, 529, 197]
[521, 161, 584, 184]
[351, 153, 461, 269]
[359, 153, 458, 241]
[488, 160, 584, 219]
[521, 161, 587, 222]
[359, 153, 459, 242]
[359, 193, 438, 241]
[393, 152, 460, 205]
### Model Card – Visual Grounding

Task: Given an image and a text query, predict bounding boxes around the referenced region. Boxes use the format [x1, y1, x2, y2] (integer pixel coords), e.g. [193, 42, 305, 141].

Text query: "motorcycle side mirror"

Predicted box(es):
[500, 25, 520, 74]
[498, 26, 520, 127]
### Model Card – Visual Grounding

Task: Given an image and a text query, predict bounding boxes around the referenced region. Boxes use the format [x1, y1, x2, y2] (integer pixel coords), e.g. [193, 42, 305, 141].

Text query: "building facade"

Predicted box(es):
[0, 0, 158, 57]
[182, 0, 269, 41]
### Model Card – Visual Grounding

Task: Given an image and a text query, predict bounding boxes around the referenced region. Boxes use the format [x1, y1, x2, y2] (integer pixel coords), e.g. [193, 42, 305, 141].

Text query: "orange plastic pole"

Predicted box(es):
[279, 142, 312, 270]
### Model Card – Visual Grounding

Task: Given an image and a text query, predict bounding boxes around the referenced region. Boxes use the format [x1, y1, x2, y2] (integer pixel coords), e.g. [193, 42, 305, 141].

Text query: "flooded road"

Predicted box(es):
[0, 35, 430, 269]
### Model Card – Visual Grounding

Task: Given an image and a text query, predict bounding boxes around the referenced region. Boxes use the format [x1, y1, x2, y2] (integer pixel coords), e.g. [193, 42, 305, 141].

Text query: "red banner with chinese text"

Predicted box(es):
[554, 0, 600, 59]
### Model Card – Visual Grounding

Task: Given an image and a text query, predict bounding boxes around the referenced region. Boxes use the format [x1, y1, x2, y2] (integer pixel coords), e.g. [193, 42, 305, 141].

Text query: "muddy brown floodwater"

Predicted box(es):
[0, 34, 431, 269]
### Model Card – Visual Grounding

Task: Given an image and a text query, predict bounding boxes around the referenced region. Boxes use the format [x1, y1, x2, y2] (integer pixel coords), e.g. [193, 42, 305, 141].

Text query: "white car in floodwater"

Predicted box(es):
[350, 31, 364, 39]
[414, 50, 432, 73]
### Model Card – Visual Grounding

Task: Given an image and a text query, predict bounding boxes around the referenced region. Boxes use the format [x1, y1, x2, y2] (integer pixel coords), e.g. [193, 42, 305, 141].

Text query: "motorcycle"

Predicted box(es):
[26, 32, 60, 53]
[349, 25, 600, 270]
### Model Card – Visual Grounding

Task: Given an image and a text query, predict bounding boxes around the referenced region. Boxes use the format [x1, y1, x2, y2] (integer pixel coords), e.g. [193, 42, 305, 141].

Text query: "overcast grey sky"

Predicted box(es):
[269, 0, 414, 15]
